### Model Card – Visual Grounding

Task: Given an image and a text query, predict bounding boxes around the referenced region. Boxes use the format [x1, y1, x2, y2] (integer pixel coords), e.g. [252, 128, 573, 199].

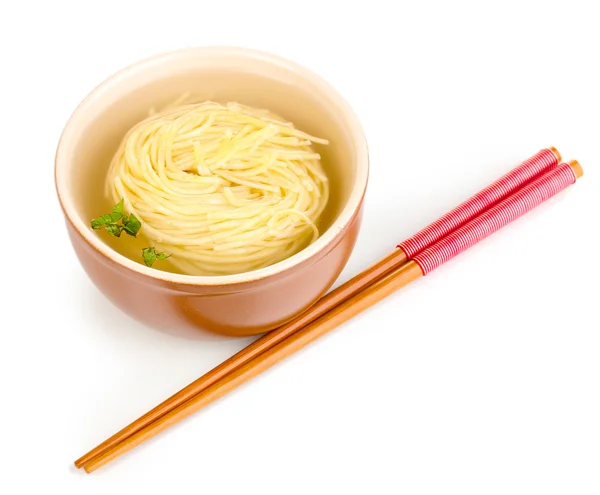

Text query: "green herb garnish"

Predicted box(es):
[91, 199, 140, 238]
[91, 199, 170, 267]
[112, 198, 124, 216]
[104, 223, 123, 237]
[122, 213, 142, 237]
[142, 247, 171, 267]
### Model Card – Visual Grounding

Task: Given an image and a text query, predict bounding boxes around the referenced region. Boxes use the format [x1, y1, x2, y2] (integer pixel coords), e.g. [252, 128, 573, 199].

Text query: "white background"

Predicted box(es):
[2, 1, 599, 493]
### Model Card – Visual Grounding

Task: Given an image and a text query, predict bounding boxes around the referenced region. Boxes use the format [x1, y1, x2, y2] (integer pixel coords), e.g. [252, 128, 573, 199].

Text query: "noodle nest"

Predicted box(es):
[105, 101, 329, 275]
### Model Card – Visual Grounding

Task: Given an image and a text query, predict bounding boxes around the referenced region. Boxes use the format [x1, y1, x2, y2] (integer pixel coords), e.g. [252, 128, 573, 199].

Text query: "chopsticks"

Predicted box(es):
[77, 148, 575, 473]
[84, 159, 583, 472]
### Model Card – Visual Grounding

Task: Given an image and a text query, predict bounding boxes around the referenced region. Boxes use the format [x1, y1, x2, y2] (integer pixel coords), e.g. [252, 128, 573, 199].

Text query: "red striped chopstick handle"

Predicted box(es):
[412, 162, 578, 275]
[398, 148, 560, 257]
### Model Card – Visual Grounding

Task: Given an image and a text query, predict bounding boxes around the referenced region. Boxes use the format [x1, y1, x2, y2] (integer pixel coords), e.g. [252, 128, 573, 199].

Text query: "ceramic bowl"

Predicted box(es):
[55, 47, 368, 338]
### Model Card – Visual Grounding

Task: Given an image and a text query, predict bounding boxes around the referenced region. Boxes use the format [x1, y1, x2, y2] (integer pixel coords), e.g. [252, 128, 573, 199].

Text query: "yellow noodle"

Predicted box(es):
[105, 101, 329, 276]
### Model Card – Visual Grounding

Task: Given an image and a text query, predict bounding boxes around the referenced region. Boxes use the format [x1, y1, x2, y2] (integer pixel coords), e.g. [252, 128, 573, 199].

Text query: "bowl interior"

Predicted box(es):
[58, 49, 365, 280]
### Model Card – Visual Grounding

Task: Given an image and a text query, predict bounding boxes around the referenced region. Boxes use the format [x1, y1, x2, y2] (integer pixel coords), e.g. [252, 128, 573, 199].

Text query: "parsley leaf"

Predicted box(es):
[112, 199, 125, 216]
[91, 213, 116, 230]
[91, 200, 138, 236]
[105, 223, 123, 237]
[142, 247, 171, 267]
[122, 213, 141, 237]
[93, 200, 172, 268]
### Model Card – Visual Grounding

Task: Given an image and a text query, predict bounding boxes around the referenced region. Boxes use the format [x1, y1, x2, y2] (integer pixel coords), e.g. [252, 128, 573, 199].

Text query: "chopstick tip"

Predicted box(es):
[568, 160, 583, 179]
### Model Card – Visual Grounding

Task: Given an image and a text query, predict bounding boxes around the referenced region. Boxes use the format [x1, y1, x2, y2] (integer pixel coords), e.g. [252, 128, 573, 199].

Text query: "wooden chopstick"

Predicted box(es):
[82, 159, 582, 473]
[76, 147, 561, 470]
[75, 248, 406, 467]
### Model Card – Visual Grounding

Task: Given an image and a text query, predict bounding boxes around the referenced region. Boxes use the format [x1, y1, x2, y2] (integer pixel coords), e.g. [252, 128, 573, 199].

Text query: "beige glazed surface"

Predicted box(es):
[55, 47, 369, 338]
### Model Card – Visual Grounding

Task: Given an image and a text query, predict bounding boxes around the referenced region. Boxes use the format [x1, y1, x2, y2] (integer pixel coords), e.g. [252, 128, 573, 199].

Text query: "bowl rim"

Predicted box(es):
[55, 46, 369, 286]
